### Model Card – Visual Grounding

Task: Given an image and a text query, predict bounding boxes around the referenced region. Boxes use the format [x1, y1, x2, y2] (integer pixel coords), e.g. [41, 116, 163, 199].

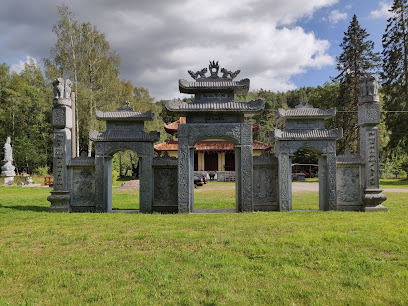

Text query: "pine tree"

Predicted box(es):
[336, 14, 380, 153]
[382, 0, 408, 154]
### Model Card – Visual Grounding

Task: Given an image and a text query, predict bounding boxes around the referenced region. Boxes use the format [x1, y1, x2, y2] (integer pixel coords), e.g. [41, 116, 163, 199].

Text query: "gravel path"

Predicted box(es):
[115, 180, 408, 193]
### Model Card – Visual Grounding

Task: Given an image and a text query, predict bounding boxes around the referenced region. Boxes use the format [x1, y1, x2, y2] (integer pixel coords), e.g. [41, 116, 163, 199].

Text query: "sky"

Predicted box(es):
[0, 0, 393, 101]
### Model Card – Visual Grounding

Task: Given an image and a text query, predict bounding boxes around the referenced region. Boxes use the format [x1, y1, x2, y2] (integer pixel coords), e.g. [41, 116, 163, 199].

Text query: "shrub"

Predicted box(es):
[35, 166, 50, 177]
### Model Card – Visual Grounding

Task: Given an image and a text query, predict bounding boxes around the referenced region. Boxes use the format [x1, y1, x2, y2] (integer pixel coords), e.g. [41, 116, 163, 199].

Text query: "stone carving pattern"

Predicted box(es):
[279, 153, 290, 211]
[338, 167, 359, 203]
[366, 129, 378, 188]
[139, 154, 153, 212]
[154, 168, 177, 204]
[253, 166, 277, 205]
[358, 103, 380, 125]
[241, 145, 253, 211]
[327, 153, 337, 210]
[177, 143, 189, 213]
[187, 124, 242, 145]
[52, 77, 72, 100]
[54, 133, 65, 190]
[360, 74, 379, 97]
[72, 168, 95, 205]
[94, 155, 104, 212]
[52, 108, 65, 127]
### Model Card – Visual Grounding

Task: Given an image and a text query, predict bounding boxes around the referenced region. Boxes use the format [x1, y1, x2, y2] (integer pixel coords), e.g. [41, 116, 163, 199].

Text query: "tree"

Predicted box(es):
[46, 5, 120, 156]
[336, 14, 380, 153]
[382, 0, 408, 159]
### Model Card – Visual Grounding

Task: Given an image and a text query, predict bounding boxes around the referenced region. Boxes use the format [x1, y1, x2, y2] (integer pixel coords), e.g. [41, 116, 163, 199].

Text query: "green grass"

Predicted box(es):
[0, 185, 408, 305]
[194, 181, 235, 209]
[380, 179, 408, 188]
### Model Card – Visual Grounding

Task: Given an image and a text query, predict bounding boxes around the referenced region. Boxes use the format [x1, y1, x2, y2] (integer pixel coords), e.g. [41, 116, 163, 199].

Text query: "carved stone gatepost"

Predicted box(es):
[253, 151, 279, 211]
[359, 74, 387, 211]
[48, 78, 73, 212]
[90, 102, 159, 213]
[336, 151, 365, 211]
[166, 61, 264, 213]
[152, 152, 178, 213]
[271, 99, 343, 211]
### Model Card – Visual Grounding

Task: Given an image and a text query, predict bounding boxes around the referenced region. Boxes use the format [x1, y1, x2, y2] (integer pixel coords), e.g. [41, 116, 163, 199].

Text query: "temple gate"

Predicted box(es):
[166, 61, 264, 212]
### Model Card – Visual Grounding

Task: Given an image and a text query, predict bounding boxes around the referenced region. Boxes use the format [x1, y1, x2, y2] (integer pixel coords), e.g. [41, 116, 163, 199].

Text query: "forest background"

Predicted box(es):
[1, 2, 408, 179]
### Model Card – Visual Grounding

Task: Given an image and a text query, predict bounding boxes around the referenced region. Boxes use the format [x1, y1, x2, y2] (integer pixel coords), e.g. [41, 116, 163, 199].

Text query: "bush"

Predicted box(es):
[35, 166, 50, 177]
[112, 170, 120, 183]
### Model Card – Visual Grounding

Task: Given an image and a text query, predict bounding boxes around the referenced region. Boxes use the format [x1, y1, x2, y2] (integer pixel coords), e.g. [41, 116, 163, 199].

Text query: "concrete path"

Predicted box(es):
[195, 182, 408, 193]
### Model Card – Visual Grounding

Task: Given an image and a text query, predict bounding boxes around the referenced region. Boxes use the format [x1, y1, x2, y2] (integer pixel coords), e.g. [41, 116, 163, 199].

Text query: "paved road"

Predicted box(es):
[195, 182, 408, 193]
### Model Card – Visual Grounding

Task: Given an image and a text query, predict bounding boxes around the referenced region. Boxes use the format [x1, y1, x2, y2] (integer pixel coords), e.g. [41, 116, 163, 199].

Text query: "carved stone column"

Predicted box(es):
[277, 151, 291, 211]
[359, 74, 387, 211]
[177, 125, 191, 213]
[94, 143, 104, 212]
[139, 151, 154, 213]
[48, 78, 73, 212]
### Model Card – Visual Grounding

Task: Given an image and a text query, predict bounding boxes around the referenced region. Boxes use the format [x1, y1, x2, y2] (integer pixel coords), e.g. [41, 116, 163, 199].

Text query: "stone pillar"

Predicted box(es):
[326, 152, 338, 210]
[318, 155, 327, 210]
[47, 78, 73, 212]
[358, 74, 387, 211]
[236, 144, 253, 212]
[277, 152, 291, 211]
[94, 144, 104, 212]
[139, 152, 154, 213]
[177, 125, 191, 213]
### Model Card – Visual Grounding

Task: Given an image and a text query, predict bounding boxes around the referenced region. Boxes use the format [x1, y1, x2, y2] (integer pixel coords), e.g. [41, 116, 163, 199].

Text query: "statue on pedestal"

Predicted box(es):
[1, 137, 16, 185]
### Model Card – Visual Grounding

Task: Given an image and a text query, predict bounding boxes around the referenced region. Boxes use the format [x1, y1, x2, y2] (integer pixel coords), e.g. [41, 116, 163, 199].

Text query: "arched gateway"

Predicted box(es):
[270, 99, 343, 211]
[47, 69, 387, 213]
[165, 61, 264, 212]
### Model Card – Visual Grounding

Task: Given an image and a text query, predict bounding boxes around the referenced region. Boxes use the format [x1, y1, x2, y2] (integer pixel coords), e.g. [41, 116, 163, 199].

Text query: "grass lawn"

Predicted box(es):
[0, 183, 407, 305]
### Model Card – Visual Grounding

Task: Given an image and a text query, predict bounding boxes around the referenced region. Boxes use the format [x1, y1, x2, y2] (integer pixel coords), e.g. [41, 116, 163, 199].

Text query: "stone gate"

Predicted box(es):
[165, 61, 264, 212]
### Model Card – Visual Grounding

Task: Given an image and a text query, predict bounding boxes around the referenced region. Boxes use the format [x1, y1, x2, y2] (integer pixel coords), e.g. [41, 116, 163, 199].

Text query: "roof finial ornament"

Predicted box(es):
[295, 97, 313, 109]
[209, 60, 219, 78]
[187, 61, 241, 80]
[117, 101, 135, 112]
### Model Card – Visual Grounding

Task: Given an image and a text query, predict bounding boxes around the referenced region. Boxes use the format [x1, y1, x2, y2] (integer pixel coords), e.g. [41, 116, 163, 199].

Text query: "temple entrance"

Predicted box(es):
[204, 152, 218, 171]
[291, 148, 319, 210]
[111, 150, 140, 211]
[193, 139, 236, 212]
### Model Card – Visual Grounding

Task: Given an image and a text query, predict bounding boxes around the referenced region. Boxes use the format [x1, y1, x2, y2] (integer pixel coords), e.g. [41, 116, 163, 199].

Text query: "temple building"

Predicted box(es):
[154, 117, 270, 171]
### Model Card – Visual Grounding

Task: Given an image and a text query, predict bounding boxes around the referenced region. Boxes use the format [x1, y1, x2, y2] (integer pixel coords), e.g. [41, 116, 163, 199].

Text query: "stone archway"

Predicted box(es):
[94, 142, 154, 213]
[275, 140, 337, 211]
[177, 122, 254, 213]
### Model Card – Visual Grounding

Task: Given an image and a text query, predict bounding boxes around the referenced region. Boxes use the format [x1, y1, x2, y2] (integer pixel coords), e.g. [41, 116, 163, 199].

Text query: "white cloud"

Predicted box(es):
[370, 1, 392, 19]
[0, 0, 338, 100]
[10, 56, 37, 73]
[345, 4, 352, 9]
[328, 9, 348, 24]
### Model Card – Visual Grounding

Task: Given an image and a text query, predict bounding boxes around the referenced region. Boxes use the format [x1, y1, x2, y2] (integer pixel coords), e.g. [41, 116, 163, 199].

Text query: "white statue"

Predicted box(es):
[3, 136, 12, 163]
[1, 136, 15, 177]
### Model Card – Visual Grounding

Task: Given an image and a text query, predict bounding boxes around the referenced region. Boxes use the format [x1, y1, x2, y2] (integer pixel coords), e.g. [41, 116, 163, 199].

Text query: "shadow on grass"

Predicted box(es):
[0, 204, 48, 212]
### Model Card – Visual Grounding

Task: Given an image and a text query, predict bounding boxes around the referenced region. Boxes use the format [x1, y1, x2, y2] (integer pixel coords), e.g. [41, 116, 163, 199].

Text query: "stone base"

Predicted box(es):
[364, 205, 388, 212]
[1, 176, 14, 186]
[47, 190, 71, 212]
[363, 188, 387, 212]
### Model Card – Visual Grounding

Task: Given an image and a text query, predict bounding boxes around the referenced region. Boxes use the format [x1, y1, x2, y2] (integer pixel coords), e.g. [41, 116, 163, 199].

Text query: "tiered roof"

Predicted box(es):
[165, 61, 264, 115]
[271, 98, 342, 141]
[275, 99, 335, 119]
[95, 101, 154, 121]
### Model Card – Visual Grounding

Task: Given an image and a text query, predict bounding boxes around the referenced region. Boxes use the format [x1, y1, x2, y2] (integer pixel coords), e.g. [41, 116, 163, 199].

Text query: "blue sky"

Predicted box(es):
[293, 0, 390, 88]
[0, 0, 393, 100]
